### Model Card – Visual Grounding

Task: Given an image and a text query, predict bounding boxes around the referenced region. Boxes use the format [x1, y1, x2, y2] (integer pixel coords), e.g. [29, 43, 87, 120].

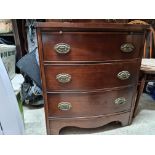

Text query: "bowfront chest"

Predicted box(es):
[36, 22, 148, 134]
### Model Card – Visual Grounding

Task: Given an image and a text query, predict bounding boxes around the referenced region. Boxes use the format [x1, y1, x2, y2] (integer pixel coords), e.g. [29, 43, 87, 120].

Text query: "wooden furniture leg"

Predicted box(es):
[133, 74, 146, 118]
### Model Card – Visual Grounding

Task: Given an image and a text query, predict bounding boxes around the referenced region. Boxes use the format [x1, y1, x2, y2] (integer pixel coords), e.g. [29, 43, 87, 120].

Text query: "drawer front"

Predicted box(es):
[44, 60, 141, 91]
[47, 86, 135, 117]
[41, 32, 144, 61]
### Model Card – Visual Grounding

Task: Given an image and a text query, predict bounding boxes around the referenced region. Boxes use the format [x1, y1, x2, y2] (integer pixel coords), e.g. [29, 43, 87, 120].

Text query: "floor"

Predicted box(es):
[24, 93, 155, 135]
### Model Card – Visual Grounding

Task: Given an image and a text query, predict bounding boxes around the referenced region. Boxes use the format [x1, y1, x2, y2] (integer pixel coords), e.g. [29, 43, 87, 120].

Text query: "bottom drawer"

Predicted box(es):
[47, 86, 135, 118]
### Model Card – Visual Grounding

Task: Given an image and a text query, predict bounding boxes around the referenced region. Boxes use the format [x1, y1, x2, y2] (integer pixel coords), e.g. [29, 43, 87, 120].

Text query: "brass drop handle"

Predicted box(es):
[120, 43, 135, 53]
[115, 97, 127, 105]
[56, 73, 71, 83]
[54, 43, 70, 54]
[117, 71, 131, 80]
[58, 102, 72, 111]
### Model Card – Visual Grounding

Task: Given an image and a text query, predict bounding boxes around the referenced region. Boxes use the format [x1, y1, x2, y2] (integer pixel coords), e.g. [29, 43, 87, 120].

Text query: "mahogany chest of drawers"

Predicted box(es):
[36, 22, 148, 134]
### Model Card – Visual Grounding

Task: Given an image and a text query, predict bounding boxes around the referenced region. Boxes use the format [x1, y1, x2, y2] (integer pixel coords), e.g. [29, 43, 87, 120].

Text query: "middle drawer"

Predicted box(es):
[44, 60, 141, 91]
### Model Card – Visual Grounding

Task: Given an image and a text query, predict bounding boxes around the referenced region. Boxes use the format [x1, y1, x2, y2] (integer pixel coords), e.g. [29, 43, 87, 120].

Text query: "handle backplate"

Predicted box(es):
[115, 97, 127, 105]
[54, 43, 70, 54]
[117, 71, 130, 80]
[56, 73, 71, 83]
[120, 43, 135, 53]
[58, 102, 72, 111]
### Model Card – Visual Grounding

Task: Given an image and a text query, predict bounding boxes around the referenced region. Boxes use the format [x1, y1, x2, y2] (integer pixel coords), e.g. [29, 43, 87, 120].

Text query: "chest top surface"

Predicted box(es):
[36, 22, 149, 32]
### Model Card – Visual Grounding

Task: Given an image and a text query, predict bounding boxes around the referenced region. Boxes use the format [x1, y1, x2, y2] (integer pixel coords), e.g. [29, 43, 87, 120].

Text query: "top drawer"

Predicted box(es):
[41, 32, 144, 62]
